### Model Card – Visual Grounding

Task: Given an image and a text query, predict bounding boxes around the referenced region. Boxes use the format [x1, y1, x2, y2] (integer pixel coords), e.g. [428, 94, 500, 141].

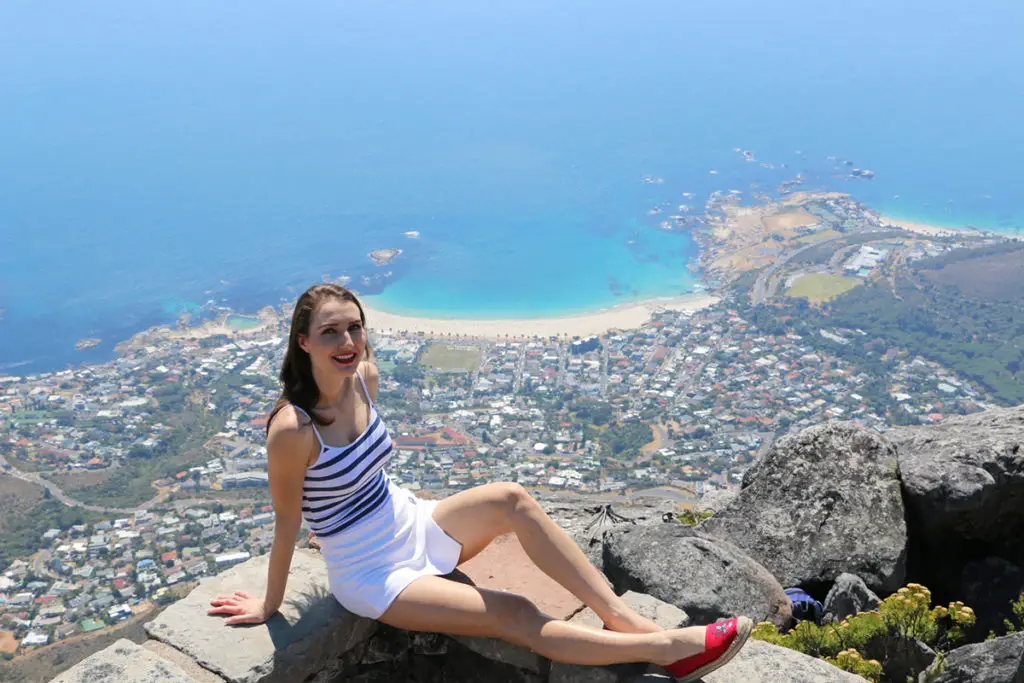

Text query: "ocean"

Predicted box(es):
[1, 0, 1022, 375]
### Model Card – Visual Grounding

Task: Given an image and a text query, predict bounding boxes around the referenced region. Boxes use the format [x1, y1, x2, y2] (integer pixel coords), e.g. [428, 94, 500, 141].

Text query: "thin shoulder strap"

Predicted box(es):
[290, 404, 325, 448]
[355, 370, 374, 409]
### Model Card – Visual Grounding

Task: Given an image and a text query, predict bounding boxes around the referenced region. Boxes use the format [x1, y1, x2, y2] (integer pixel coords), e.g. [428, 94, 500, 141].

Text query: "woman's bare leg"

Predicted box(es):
[380, 575, 704, 666]
[431, 482, 661, 634]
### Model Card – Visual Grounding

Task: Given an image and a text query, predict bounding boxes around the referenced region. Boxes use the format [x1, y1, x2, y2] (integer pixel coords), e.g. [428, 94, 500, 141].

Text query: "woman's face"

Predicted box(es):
[299, 298, 367, 378]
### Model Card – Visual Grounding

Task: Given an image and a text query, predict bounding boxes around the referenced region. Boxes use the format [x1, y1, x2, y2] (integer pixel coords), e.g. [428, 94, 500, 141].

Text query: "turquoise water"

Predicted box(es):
[225, 315, 263, 331]
[0, 0, 1022, 373]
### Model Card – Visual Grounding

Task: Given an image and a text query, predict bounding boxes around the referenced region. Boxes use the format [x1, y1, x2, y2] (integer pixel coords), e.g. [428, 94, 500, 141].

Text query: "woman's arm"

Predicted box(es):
[262, 422, 310, 614]
[208, 409, 312, 624]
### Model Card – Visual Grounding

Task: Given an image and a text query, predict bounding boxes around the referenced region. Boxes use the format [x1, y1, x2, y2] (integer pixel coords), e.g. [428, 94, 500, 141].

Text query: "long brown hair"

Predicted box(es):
[267, 284, 372, 434]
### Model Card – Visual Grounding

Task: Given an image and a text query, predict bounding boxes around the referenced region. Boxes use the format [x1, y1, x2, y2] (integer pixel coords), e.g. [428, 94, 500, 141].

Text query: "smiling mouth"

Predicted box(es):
[332, 352, 358, 366]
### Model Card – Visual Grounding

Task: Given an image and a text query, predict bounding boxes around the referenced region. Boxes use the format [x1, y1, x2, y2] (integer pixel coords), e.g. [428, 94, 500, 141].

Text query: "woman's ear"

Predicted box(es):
[297, 334, 309, 354]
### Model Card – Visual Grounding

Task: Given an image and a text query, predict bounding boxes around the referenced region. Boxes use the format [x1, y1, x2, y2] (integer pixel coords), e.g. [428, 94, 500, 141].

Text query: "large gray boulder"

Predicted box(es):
[542, 497, 673, 566]
[926, 631, 1024, 682]
[701, 421, 907, 594]
[703, 639, 869, 682]
[823, 573, 881, 622]
[695, 487, 737, 515]
[892, 404, 1024, 556]
[51, 639, 200, 683]
[602, 523, 792, 628]
[553, 640, 869, 683]
[144, 549, 377, 683]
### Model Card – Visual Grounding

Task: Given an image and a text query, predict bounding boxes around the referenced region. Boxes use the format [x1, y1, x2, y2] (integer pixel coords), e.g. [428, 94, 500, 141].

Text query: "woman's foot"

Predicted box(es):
[662, 617, 752, 682]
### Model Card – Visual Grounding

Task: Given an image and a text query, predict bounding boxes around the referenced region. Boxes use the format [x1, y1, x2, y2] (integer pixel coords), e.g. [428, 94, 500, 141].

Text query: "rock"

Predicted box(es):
[702, 421, 907, 594]
[569, 590, 690, 630]
[360, 626, 410, 665]
[894, 405, 1024, 609]
[411, 631, 448, 656]
[823, 573, 881, 622]
[145, 549, 377, 683]
[695, 487, 737, 515]
[893, 404, 1024, 556]
[602, 523, 792, 628]
[442, 638, 543, 683]
[863, 635, 935, 683]
[926, 632, 1024, 682]
[542, 498, 668, 567]
[448, 633, 544, 675]
[142, 640, 226, 683]
[51, 639, 200, 683]
[703, 639, 868, 682]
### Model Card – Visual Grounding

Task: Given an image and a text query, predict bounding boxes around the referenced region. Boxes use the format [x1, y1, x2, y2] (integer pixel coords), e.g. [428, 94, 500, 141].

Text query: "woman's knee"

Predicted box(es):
[486, 591, 543, 641]
[496, 481, 536, 515]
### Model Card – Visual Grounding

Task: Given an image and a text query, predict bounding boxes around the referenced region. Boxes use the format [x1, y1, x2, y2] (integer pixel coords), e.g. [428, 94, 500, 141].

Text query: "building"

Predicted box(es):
[214, 552, 251, 569]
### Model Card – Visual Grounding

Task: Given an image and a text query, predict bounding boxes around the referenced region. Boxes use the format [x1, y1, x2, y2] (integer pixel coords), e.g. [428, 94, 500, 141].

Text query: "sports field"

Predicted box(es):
[785, 274, 862, 302]
[795, 229, 841, 244]
[419, 343, 482, 372]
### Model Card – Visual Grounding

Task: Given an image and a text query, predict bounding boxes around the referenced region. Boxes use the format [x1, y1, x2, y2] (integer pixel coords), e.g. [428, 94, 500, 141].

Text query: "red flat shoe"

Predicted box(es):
[664, 616, 752, 682]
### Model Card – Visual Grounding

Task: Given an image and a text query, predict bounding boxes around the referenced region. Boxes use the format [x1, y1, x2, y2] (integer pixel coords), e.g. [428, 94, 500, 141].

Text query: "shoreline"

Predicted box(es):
[362, 293, 719, 339]
[879, 214, 1021, 239]
[880, 216, 979, 238]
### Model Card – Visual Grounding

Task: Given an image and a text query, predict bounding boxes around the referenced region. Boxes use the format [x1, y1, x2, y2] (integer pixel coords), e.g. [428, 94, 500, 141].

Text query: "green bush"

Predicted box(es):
[676, 509, 713, 527]
[1008, 593, 1024, 633]
[987, 592, 1024, 639]
[751, 583, 975, 682]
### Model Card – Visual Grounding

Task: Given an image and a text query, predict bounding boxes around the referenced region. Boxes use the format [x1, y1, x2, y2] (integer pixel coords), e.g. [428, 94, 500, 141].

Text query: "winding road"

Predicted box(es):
[0, 453, 167, 514]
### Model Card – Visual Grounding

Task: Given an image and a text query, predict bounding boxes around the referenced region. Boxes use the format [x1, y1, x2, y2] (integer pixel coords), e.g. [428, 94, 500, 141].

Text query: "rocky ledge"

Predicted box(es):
[50, 544, 862, 683]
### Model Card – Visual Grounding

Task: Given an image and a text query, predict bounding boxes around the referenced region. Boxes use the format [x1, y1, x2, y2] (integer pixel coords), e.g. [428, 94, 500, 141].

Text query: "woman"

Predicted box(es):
[208, 284, 751, 681]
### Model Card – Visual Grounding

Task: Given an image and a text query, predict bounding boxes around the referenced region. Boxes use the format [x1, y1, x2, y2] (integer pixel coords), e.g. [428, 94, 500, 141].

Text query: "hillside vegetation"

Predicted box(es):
[742, 242, 1024, 405]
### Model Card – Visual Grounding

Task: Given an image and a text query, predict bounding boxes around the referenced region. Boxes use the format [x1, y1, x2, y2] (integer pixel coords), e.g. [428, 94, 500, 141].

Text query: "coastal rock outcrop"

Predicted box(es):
[601, 523, 792, 628]
[701, 422, 908, 594]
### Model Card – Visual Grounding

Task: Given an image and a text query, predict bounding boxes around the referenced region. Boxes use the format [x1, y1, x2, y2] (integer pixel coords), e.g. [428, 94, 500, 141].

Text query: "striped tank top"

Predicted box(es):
[294, 371, 393, 538]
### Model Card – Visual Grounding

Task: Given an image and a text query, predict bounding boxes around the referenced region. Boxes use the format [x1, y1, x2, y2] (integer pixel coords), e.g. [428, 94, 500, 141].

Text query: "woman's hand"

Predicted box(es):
[207, 590, 271, 625]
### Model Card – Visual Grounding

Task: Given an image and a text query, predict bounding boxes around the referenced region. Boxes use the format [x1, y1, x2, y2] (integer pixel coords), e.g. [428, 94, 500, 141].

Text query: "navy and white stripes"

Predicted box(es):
[294, 373, 394, 538]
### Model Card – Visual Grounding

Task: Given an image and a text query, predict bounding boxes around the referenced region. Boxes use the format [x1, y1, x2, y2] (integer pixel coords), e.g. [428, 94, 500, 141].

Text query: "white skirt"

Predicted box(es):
[317, 478, 463, 619]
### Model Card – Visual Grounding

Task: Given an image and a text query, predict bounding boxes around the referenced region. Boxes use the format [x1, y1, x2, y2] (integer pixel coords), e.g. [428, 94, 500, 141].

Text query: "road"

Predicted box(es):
[0, 452, 167, 515]
[511, 342, 527, 394]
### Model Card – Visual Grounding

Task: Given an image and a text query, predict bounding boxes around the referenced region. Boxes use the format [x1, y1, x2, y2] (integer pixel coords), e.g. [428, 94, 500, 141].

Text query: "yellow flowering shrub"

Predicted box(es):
[751, 583, 975, 682]
[827, 649, 884, 681]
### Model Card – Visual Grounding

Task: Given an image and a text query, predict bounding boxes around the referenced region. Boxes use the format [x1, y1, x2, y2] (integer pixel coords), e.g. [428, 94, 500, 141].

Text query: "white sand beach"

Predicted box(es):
[882, 216, 976, 238]
[362, 293, 719, 340]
